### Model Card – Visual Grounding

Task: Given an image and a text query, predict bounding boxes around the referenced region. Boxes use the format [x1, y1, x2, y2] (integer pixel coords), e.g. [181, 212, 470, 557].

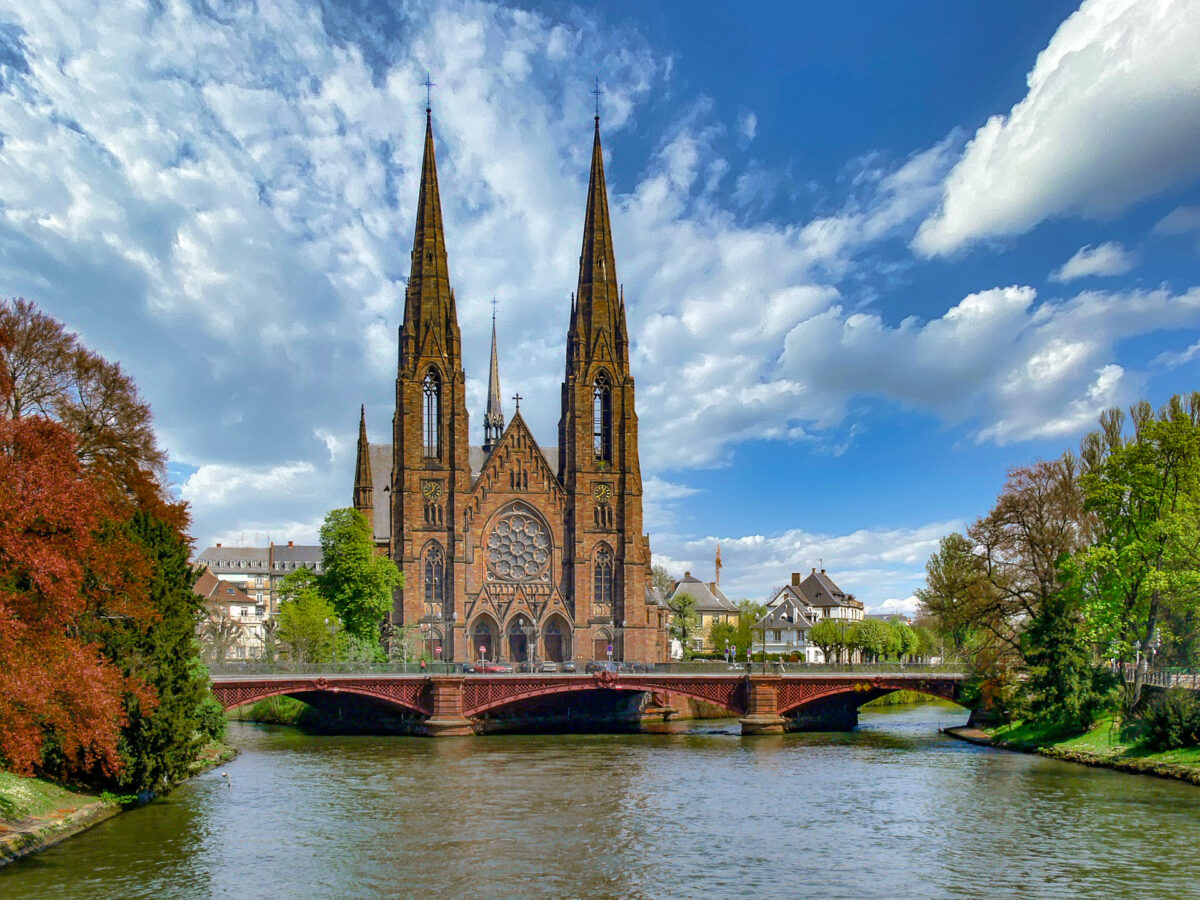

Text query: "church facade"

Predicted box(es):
[352, 107, 669, 666]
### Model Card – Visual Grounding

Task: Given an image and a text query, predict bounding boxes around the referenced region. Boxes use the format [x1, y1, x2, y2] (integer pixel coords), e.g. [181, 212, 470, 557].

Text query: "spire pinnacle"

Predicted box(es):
[483, 302, 505, 453]
[353, 405, 374, 519]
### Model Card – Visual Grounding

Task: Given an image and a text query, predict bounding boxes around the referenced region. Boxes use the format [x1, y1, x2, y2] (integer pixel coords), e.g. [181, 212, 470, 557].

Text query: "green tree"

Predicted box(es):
[651, 563, 675, 601]
[709, 620, 737, 655]
[734, 600, 766, 657]
[1077, 395, 1200, 709]
[105, 512, 212, 795]
[276, 568, 339, 664]
[318, 508, 403, 648]
[893, 623, 919, 662]
[667, 590, 701, 655]
[809, 618, 843, 664]
[854, 618, 893, 663]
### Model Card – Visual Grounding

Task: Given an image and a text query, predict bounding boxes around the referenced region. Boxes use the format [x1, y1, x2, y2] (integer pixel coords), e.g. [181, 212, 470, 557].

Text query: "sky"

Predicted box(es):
[2, 0, 1199, 614]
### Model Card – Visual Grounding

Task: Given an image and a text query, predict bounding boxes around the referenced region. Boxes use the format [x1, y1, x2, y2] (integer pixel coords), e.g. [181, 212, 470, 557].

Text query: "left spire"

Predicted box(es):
[353, 405, 374, 524]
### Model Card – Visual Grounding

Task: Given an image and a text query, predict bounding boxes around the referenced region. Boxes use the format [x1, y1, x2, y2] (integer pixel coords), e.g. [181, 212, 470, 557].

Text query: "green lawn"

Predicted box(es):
[0, 772, 98, 825]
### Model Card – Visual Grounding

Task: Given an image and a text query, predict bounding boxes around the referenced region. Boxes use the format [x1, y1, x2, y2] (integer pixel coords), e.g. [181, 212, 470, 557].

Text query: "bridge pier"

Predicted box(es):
[739, 676, 787, 735]
[421, 676, 474, 737]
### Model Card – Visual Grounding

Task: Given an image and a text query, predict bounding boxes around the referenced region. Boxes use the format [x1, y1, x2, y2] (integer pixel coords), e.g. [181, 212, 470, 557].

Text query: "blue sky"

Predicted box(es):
[2, 0, 1199, 611]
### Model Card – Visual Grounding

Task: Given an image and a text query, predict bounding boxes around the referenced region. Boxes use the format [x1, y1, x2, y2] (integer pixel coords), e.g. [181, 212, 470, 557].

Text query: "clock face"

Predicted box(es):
[422, 480, 443, 501]
[593, 482, 613, 504]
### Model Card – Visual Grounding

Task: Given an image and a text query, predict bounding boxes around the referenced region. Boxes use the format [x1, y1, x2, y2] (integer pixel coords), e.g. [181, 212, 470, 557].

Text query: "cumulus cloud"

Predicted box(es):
[1050, 241, 1137, 282]
[915, 0, 1200, 256]
[870, 596, 921, 617]
[657, 520, 956, 607]
[737, 109, 757, 146]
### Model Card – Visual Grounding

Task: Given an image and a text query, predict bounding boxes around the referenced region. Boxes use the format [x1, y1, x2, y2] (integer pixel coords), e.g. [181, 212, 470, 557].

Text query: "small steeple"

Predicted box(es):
[715, 542, 722, 587]
[353, 405, 374, 523]
[483, 300, 504, 453]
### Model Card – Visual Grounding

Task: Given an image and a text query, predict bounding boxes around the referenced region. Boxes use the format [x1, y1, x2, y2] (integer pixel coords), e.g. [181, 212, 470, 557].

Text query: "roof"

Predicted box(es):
[666, 572, 737, 614]
[194, 545, 321, 572]
[753, 596, 815, 631]
[193, 568, 253, 605]
[775, 571, 864, 610]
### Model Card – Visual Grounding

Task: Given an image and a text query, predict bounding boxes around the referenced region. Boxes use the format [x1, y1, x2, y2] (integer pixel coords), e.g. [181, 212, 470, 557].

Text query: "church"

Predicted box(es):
[351, 103, 670, 666]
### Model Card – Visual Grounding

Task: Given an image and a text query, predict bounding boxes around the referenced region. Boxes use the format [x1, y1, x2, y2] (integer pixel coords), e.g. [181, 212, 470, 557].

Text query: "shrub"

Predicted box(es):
[1138, 689, 1200, 751]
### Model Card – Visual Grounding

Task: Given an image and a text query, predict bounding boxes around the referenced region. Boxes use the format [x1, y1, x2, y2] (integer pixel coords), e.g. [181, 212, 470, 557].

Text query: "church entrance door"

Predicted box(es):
[593, 632, 611, 661]
[507, 621, 528, 665]
[543, 619, 567, 662]
[472, 619, 496, 662]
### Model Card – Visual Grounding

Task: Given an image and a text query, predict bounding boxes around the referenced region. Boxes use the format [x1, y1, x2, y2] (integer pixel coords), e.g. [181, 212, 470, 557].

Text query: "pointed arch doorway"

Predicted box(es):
[543, 616, 570, 663]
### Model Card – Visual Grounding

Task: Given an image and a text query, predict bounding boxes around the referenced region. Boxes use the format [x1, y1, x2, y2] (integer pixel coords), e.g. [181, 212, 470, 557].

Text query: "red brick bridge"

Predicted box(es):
[211, 670, 966, 735]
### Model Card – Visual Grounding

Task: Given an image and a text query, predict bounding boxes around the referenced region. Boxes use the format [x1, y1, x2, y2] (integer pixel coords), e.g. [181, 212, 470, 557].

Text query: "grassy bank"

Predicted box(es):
[1, 739, 237, 866]
[987, 715, 1200, 784]
[228, 696, 311, 725]
[861, 690, 939, 708]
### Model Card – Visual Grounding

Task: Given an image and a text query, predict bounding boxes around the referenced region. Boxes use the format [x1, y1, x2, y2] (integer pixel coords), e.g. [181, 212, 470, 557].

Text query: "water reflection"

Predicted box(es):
[4, 704, 1200, 899]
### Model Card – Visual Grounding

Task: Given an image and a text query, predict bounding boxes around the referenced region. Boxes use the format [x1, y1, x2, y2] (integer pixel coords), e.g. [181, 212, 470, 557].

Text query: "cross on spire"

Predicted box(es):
[423, 72, 436, 110]
[491, 294, 499, 324]
[512, 393, 522, 411]
[591, 77, 602, 121]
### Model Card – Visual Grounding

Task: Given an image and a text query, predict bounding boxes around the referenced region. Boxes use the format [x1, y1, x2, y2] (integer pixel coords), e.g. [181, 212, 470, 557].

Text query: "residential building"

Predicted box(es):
[666, 570, 739, 654]
[193, 541, 322, 615]
[194, 568, 270, 661]
[751, 595, 818, 661]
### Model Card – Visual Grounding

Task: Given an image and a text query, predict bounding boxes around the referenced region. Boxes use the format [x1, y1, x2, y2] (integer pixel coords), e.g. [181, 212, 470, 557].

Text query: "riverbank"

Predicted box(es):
[943, 718, 1200, 785]
[0, 740, 237, 866]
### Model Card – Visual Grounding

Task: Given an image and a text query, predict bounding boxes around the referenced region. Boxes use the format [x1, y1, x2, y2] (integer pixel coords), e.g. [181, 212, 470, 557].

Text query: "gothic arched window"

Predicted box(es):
[423, 542, 445, 618]
[593, 371, 612, 462]
[423, 369, 441, 458]
[594, 544, 614, 611]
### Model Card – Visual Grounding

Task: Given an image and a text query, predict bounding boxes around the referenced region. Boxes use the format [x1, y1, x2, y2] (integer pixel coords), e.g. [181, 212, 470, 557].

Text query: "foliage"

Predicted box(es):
[276, 568, 340, 664]
[893, 623, 920, 661]
[1137, 689, 1200, 751]
[733, 599, 766, 656]
[708, 620, 737, 653]
[102, 513, 213, 795]
[854, 618, 895, 663]
[318, 508, 403, 646]
[650, 563, 675, 601]
[1076, 395, 1200, 710]
[667, 590, 701, 653]
[196, 695, 227, 741]
[0, 412, 149, 777]
[809, 618, 846, 664]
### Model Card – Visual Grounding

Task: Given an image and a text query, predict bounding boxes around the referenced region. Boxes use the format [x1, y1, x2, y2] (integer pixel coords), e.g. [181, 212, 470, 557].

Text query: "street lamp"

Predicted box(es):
[519, 616, 536, 672]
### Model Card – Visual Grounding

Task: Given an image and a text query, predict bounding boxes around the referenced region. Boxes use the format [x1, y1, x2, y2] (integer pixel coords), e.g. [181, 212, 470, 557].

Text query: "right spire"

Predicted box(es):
[569, 116, 625, 366]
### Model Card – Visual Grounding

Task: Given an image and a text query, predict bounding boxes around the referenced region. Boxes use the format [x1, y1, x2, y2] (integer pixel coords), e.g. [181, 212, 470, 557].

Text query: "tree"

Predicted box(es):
[276, 568, 339, 664]
[854, 619, 893, 663]
[893, 623, 919, 662]
[709, 620, 737, 655]
[1077, 395, 1200, 709]
[667, 590, 701, 654]
[199, 614, 245, 664]
[102, 512, 212, 794]
[0, 413, 150, 777]
[733, 599, 766, 656]
[319, 508, 403, 648]
[650, 563, 675, 601]
[809, 618, 844, 665]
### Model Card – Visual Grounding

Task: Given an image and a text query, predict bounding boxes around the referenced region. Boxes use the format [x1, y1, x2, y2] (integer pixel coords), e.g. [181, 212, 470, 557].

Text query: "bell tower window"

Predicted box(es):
[423, 369, 441, 458]
[594, 544, 614, 612]
[593, 371, 612, 462]
[423, 542, 446, 619]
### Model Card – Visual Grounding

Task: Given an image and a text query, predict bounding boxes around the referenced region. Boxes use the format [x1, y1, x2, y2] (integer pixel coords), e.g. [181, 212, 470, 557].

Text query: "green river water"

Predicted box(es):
[3, 703, 1200, 899]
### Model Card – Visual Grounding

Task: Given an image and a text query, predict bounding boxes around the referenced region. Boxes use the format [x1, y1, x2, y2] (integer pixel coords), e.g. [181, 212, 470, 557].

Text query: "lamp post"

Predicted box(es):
[519, 616, 537, 672]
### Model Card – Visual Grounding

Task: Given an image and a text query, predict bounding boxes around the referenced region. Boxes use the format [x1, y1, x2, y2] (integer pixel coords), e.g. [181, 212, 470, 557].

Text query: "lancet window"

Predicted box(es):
[593, 371, 612, 462]
[423, 369, 441, 458]
[593, 544, 614, 613]
[423, 542, 446, 619]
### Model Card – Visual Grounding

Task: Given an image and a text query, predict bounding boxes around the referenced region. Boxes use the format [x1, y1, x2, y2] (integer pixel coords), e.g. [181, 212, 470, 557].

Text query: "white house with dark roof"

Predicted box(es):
[750, 595, 819, 661]
[768, 568, 864, 623]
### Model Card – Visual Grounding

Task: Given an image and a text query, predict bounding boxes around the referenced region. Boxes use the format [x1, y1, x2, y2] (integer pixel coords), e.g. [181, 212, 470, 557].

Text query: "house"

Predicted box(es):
[666, 570, 739, 654]
[768, 568, 864, 623]
[750, 595, 818, 661]
[194, 568, 270, 662]
[193, 540, 323, 615]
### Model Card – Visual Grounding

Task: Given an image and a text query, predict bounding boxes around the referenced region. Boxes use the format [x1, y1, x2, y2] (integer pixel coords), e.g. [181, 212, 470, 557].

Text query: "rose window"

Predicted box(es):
[487, 510, 552, 581]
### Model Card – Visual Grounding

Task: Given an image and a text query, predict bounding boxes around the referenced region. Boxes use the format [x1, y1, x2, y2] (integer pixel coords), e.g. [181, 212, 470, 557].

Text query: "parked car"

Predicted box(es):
[585, 660, 622, 673]
[460, 661, 477, 674]
[538, 661, 560, 673]
[476, 661, 513, 673]
[560, 661, 578, 673]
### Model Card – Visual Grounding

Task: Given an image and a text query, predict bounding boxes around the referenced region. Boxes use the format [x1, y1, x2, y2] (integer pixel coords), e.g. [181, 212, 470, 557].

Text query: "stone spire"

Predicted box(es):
[715, 541, 722, 587]
[400, 108, 459, 363]
[483, 306, 504, 453]
[566, 116, 627, 375]
[353, 405, 374, 524]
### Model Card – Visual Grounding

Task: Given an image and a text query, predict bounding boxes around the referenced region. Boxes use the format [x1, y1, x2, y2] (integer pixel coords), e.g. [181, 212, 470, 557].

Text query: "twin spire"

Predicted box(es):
[402, 92, 623, 447]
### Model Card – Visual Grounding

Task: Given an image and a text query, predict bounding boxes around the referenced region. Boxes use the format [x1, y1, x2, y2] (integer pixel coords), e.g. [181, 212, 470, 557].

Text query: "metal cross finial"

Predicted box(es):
[591, 77, 602, 120]
[423, 73, 436, 110]
[512, 393, 522, 411]
[491, 295, 499, 324]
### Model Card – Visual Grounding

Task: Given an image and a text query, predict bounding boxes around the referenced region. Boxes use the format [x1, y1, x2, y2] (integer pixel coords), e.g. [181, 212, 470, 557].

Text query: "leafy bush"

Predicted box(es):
[1138, 689, 1200, 751]
[196, 695, 227, 741]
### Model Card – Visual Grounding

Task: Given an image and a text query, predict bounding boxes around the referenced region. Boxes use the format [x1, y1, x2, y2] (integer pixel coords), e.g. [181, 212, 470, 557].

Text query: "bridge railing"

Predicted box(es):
[207, 660, 965, 679]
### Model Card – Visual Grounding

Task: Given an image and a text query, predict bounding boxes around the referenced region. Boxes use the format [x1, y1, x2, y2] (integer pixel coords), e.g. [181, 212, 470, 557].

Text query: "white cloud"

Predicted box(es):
[656, 520, 956, 608]
[737, 109, 757, 146]
[1154, 338, 1200, 370]
[870, 596, 921, 617]
[916, 0, 1200, 256]
[1154, 205, 1200, 236]
[1050, 241, 1137, 282]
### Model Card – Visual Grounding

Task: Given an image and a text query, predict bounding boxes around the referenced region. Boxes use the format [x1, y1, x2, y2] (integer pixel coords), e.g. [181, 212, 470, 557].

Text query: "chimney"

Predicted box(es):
[684, 570, 691, 579]
[821, 568, 826, 574]
[216, 542, 222, 548]
[791, 572, 800, 586]
[288, 540, 294, 548]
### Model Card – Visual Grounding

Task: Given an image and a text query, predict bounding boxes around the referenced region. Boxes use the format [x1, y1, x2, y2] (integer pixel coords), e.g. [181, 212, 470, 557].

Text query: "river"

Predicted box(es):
[3, 704, 1200, 899]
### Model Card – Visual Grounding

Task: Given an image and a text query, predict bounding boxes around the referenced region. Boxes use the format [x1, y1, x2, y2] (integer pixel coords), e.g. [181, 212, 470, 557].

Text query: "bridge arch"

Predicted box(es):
[211, 679, 433, 718]
[462, 676, 747, 717]
[775, 677, 962, 717]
